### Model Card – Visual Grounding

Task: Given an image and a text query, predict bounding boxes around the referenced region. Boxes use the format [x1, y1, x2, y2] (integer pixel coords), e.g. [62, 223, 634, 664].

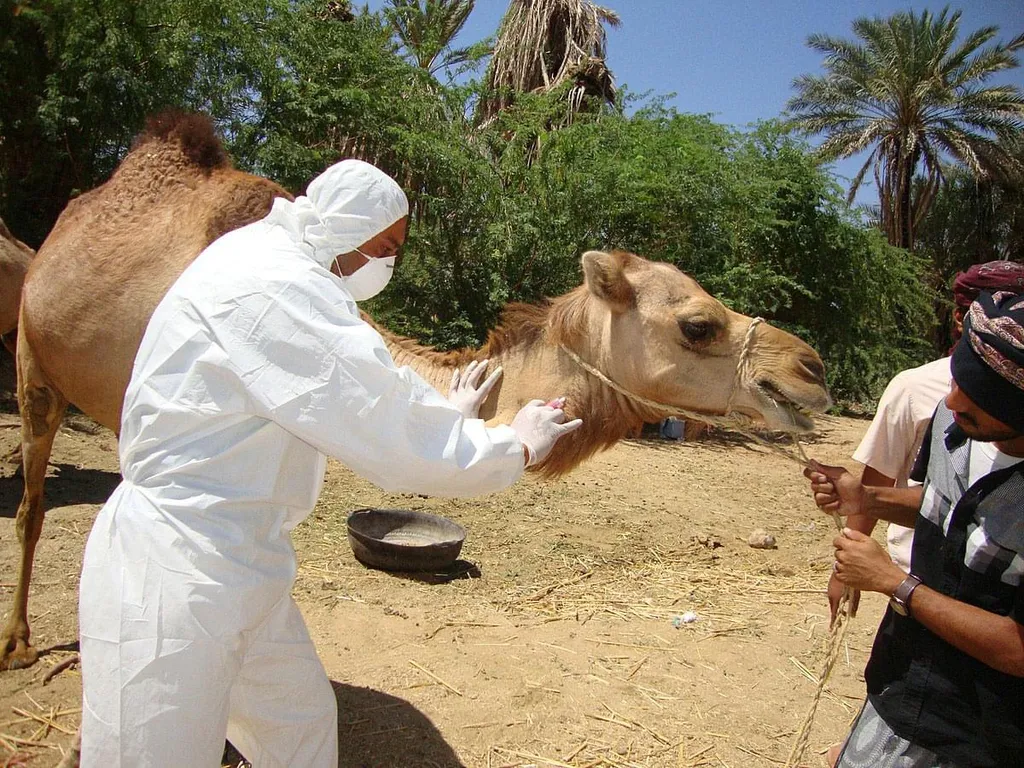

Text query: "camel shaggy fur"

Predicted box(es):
[1, 112, 830, 672]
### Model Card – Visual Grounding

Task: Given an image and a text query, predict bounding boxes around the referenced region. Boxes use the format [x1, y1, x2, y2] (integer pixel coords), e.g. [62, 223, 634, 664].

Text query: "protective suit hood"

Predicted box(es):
[263, 159, 409, 271]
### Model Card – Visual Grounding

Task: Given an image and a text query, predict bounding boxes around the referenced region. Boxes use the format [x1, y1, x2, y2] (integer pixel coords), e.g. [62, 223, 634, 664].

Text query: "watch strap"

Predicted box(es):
[891, 573, 923, 616]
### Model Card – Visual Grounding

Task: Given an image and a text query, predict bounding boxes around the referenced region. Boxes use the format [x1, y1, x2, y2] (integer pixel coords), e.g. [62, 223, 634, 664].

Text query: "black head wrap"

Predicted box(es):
[950, 291, 1024, 434]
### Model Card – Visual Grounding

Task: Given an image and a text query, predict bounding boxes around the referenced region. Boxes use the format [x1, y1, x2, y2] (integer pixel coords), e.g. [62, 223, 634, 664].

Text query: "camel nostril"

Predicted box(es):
[799, 355, 826, 386]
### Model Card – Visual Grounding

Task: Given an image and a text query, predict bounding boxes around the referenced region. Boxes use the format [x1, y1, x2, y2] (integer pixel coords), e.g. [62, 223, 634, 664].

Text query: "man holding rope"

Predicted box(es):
[805, 290, 1024, 768]
[829, 261, 1024, 623]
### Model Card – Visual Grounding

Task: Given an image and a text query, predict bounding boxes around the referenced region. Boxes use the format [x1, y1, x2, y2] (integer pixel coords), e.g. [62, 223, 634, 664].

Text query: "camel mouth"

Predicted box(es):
[751, 380, 818, 433]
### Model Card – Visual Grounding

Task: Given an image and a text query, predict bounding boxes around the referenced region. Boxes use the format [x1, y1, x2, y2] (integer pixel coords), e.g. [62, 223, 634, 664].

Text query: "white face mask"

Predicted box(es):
[336, 249, 396, 301]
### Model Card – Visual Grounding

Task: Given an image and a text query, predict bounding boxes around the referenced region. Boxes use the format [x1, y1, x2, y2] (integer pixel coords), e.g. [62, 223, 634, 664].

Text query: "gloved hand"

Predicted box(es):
[448, 359, 503, 419]
[510, 397, 583, 467]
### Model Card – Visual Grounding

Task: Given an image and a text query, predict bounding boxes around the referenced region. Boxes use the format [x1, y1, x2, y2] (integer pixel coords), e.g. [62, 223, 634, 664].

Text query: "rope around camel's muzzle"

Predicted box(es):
[560, 317, 852, 767]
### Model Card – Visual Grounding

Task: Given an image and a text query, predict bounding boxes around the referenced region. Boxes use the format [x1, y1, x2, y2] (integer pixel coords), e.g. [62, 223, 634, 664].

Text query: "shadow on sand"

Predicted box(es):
[223, 682, 467, 768]
[333, 682, 466, 768]
[372, 558, 482, 586]
[0, 464, 121, 518]
[621, 422, 836, 458]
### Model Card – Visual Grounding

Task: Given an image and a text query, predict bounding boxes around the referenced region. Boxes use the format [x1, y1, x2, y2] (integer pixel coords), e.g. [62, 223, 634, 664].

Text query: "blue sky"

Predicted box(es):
[363, 1, 1024, 206]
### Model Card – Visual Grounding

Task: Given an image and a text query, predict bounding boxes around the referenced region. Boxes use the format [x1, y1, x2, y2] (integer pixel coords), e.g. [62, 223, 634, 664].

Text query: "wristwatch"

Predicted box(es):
[889, 574, 923, 617]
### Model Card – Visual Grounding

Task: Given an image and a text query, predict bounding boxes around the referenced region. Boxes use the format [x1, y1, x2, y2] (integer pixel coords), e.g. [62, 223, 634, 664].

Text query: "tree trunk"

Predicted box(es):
[898, 158, 915, 251]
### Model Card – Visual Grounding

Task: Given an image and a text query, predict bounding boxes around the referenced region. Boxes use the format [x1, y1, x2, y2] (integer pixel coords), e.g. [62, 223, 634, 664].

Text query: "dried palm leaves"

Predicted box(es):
[477, 0, 620, 127]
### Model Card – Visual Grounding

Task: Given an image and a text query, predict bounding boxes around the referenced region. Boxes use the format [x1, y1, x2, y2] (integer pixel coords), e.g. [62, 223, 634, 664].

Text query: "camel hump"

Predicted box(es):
[132, 110, 230, 171]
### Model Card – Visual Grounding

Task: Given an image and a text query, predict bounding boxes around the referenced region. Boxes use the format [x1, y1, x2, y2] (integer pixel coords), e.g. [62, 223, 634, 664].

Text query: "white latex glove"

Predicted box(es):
[510, 397, 583, 467]
[447, 359, 503, 419]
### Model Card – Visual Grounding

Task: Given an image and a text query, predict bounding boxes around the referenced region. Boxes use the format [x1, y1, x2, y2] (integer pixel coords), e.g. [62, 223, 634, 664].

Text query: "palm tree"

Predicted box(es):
[383, 0, 482, 78]
[787, 6, 1024, 250]
[476, 0, 620, 128]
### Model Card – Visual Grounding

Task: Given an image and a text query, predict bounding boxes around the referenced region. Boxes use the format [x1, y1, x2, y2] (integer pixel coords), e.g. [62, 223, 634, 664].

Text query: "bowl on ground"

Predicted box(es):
[346, 508, 466, 572]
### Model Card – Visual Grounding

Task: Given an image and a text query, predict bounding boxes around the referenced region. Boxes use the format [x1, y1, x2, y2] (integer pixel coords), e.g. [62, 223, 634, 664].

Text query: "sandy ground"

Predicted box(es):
[0, 347, 887, 768]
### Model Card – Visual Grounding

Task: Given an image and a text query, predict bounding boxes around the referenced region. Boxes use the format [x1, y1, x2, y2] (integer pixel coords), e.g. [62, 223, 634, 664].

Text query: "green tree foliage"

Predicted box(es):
[0, 0, 938, 404]
[229, 2, 506, 347]
[0, 0, 280, 246]
[915, 141, 1024, 350]
[787, 6, 1024, 250]
[917, 169, 1023, 280]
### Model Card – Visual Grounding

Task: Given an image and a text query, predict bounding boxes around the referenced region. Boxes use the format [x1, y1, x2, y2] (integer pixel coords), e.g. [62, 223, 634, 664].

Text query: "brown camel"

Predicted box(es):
[4, 112, 290, 672]
[0, 217, 34, 354]
[1, 111, 830, 672]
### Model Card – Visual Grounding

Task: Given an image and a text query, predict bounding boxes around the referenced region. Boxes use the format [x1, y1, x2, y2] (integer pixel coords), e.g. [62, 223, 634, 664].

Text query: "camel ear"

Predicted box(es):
[581, 250, 635, 312]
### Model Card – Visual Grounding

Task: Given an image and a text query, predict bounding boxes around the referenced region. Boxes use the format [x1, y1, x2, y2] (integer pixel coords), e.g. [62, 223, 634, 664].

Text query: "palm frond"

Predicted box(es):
[385, 0, 477, 75]
[786, 5, 1024, 249]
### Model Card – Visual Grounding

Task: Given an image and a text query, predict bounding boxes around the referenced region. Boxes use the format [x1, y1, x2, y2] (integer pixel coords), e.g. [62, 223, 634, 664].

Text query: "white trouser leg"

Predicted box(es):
[79, 488, 332, 767]
[225, 597, 338, 768]
[79, 490, 244, 768]
[80, 631, 240, 767]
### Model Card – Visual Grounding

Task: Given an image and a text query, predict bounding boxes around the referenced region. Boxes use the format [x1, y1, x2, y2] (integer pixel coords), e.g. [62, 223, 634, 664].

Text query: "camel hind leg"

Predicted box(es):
[0, 326, 67, 670]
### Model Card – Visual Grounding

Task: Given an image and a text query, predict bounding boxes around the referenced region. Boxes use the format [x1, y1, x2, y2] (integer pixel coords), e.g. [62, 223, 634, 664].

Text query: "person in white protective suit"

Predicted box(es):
[78, 159, 582, 768]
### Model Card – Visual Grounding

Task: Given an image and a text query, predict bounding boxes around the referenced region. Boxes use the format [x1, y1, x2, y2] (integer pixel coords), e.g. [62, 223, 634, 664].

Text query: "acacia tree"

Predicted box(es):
[0, 0, 282, 246]
[787, 6, 1024, 250]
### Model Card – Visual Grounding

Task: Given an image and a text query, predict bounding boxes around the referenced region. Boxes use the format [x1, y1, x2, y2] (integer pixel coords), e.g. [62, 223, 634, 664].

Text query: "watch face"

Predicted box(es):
[889, 597, 908, 617]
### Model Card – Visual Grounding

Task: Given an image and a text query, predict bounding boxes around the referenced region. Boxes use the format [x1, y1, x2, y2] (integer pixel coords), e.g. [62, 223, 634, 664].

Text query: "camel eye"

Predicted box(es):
[680, 319, 712, 343]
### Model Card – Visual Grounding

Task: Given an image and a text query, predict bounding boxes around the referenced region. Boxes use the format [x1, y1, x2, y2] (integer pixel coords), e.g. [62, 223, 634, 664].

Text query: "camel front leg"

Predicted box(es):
[1, 334, 67, 671]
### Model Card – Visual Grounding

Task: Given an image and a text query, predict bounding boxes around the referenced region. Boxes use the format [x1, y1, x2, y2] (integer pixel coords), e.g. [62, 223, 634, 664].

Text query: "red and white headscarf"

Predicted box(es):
[965, 292, 1024, 391]
[953, 261, 1024, 308]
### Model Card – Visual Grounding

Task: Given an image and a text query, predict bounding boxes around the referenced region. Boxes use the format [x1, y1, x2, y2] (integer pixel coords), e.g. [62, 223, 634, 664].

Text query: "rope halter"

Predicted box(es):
[558, 316, 765, 433]
[560, 314, 846, 767]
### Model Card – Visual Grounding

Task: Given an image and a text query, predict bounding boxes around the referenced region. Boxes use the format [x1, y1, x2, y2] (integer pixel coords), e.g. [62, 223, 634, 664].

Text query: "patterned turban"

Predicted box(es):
[951, 291, 1024, 433]
[952, 261, 1024, 308]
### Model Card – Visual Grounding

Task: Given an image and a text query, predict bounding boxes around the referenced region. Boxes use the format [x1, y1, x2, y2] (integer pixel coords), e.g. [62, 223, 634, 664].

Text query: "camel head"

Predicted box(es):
[549, 250, 830, 435]
[378, 248, 832, 477]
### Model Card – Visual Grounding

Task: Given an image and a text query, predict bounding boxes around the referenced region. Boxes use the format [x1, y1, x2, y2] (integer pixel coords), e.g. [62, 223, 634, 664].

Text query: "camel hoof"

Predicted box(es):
[0, 637, 40, 671]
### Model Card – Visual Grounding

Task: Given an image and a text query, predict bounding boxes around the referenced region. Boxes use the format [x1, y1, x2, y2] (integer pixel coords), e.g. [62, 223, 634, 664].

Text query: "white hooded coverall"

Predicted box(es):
[78, 160, 526, 767]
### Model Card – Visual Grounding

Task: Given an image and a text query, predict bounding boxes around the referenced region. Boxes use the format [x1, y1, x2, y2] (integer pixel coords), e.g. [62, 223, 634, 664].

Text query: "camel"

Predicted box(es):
[374, 252, 829, 476]
[1, 111, 831, 673]
[0, 217, 34, 354]
[4, 112, 290, 672]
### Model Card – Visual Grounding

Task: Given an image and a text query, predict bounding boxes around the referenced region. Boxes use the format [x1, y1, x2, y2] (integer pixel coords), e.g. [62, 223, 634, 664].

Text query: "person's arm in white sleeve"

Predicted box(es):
[852, 372, 917, 481]
[844, 375, 914, 535]
[219, 272, 526, 497]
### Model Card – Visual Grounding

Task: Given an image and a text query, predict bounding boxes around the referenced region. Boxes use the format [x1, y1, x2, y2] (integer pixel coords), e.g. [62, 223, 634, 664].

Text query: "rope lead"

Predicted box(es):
[560, 316, 851, 765]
